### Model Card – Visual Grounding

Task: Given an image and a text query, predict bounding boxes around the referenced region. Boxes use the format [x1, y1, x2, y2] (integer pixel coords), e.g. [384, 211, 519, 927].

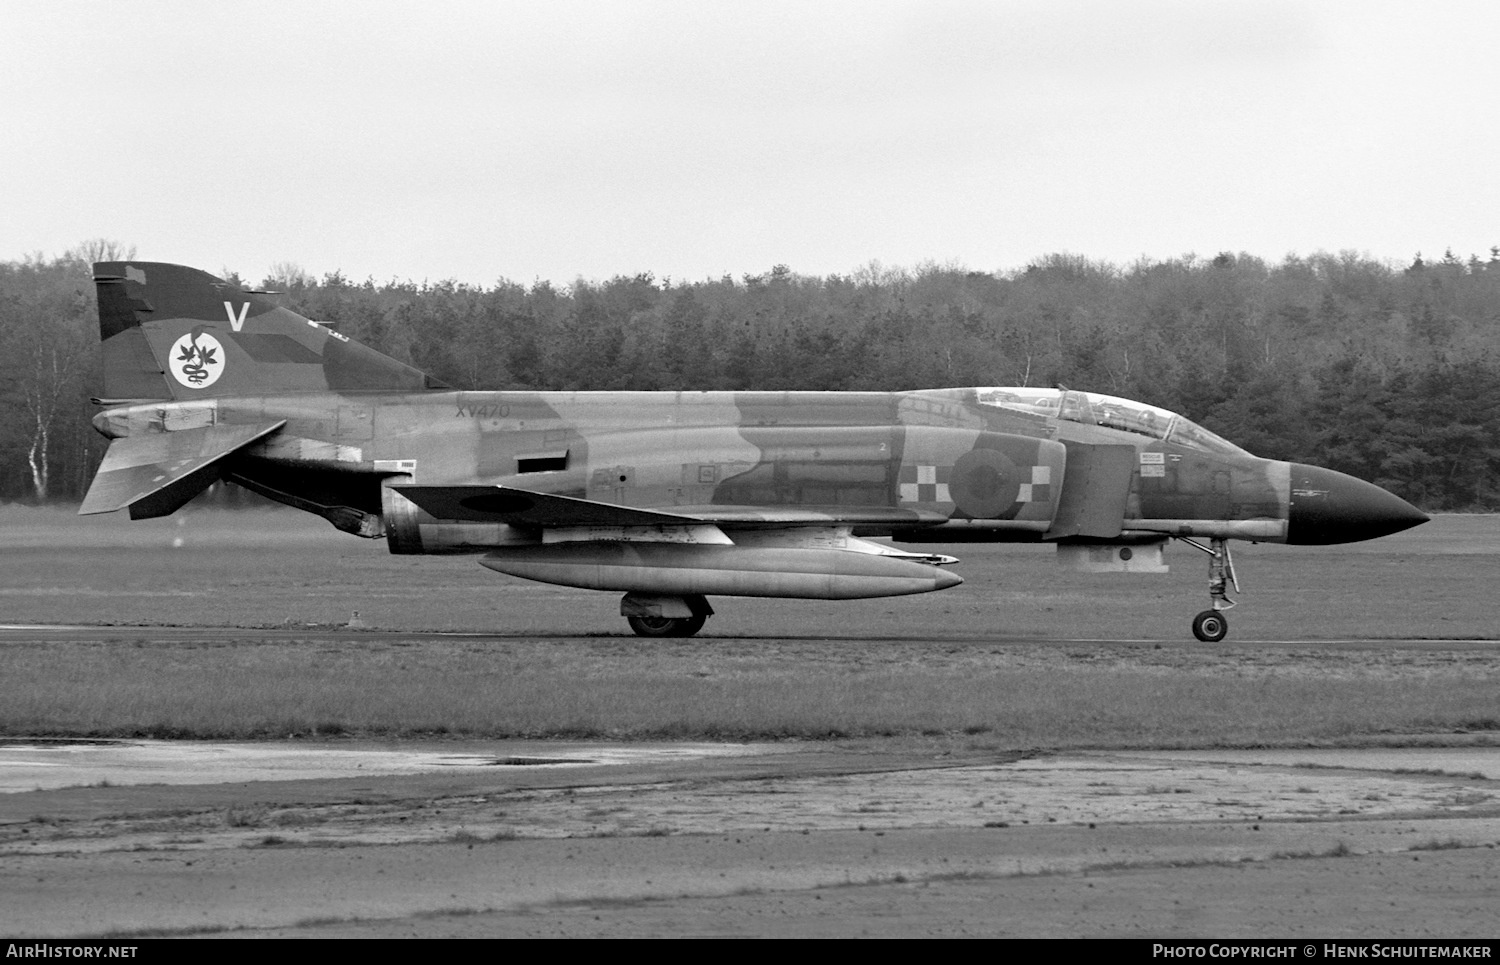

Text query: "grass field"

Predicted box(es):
[1, 505, 1497, 744]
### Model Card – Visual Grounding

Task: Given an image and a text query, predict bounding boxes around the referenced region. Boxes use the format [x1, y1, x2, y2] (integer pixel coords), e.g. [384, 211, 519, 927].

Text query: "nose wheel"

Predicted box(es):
[1176, 537, 1238, 642]
[1191, 609, 1228, 643]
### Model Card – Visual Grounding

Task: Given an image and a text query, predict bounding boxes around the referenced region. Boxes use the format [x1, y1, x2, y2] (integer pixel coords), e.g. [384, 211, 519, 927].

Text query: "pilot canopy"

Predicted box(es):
[973, 387, 1249, 457]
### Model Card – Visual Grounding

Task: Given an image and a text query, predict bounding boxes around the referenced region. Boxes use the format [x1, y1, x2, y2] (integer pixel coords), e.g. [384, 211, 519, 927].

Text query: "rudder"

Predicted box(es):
[94, 261, 444, 400]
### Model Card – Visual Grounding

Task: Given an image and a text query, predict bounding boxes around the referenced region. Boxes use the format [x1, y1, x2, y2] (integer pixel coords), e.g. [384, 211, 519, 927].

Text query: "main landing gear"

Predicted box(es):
[1175, 536, 1238, 642]
[621, 593, 714, 638]
[626, 612, 708, 637]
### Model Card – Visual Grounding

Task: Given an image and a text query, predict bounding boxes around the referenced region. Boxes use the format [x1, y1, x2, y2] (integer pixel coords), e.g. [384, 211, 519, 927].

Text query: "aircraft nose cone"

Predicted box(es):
[1286, 464, 1429, 545]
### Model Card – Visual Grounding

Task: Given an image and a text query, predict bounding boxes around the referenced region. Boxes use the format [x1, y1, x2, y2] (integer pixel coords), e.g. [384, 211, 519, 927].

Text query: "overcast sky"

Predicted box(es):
[5, 0, 1497, 287]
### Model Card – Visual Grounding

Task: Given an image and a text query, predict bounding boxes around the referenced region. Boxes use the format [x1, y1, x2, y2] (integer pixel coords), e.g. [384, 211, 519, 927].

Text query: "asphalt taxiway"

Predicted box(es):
[4, 622, 1497, 648]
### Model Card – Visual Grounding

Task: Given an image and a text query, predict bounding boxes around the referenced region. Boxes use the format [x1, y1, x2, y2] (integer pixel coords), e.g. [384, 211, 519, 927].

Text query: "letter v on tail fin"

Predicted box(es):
[93, 262, 447, 401]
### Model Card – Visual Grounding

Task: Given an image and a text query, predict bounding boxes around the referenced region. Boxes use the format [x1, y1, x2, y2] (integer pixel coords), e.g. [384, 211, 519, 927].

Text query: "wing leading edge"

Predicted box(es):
[390, 485, 950, 529]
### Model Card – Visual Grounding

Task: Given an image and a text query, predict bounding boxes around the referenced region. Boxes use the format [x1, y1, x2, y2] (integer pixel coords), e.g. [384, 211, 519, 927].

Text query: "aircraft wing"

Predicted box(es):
[391, 485, 705, 527]
[79, 421, 287, 519]
[672, 505, 949, 527]
[391, 485, 948, 529]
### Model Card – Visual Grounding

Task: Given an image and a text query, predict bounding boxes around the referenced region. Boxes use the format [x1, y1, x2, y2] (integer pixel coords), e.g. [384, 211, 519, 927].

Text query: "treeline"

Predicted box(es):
[3, 244, 1499, 510]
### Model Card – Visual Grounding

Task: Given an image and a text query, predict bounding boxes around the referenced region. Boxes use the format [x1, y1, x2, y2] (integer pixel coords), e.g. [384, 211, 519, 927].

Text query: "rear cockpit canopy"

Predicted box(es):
[974, 387, 1249, 457]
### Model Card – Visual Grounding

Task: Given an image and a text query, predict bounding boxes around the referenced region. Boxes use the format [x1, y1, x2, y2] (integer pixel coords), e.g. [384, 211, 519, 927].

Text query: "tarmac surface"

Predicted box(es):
[2, 726, 1499, 937]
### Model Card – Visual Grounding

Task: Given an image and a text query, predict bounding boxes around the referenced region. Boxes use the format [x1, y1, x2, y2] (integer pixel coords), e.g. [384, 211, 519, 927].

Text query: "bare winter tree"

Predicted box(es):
[263, 261, 314, 291]
[63, 239, 137, 274]
[0, 257, 96, 499]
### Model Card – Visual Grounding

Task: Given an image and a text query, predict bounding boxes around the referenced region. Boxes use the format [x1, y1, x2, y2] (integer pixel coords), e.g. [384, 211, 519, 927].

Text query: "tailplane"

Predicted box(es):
[94, 261, 446, 400]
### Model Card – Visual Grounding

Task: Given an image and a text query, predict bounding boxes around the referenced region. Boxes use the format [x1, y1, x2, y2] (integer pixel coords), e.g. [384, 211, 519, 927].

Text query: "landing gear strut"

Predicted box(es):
[1175, 537, 1238, 642]
[621, 593, 714, 638]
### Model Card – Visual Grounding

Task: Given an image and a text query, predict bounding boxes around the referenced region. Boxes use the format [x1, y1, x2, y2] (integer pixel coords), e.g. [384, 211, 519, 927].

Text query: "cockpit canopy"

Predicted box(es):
[974, 387, 1249, 457]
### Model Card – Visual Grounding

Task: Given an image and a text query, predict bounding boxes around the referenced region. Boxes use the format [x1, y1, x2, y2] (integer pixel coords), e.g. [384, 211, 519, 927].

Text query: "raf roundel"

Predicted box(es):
[949, 448, 1021, 518]
[168, 332, 225, 389]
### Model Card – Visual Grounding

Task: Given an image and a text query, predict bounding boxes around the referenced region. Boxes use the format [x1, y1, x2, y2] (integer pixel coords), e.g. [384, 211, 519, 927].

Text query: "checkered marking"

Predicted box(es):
[1016, 465, 1052, 503]
[899, 464, 950, 503]
[902, 463, 1054, 505]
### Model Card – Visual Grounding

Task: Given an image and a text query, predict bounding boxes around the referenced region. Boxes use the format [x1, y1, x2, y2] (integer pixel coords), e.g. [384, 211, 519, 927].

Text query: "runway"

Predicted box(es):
[2, 733, 1498, 936]
[2, 619, 1498, 936]
[4, 622, 1498, 649]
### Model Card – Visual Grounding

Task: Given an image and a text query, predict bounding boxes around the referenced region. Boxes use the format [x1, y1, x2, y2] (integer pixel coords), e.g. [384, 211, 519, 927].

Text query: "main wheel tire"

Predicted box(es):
[627, 613, 707, 638]
[1191, 609, 1228, 643]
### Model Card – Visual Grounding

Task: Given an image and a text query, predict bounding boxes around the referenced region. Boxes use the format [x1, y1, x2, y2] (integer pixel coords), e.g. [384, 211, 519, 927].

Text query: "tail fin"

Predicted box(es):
[94, 261, 446, 400]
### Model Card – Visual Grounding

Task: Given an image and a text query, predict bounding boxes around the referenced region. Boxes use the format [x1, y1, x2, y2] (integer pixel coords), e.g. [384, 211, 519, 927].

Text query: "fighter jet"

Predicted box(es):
[80, 262, 1428, 641]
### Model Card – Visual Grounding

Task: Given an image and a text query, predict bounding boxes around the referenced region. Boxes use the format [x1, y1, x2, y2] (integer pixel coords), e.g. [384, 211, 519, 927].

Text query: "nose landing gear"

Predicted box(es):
[1191, 608, 1228, 643]
[1176, 537, 1238, 642]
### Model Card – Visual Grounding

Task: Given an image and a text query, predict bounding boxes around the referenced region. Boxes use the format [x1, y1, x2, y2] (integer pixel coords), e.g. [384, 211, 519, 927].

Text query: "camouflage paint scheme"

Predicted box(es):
[81, 263, 1427, 638]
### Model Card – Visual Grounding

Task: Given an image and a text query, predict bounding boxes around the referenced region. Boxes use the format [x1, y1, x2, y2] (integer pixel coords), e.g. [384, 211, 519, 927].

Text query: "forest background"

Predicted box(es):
[3, 240, 1499, 511]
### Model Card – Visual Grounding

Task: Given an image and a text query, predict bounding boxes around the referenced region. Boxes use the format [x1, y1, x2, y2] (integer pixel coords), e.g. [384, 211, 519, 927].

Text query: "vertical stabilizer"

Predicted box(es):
[93, 262, 445, 400]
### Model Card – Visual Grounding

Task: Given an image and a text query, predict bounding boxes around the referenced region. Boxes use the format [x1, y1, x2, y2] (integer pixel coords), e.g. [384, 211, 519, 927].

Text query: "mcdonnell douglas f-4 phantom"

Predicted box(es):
[80, 262, 1428, 641]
